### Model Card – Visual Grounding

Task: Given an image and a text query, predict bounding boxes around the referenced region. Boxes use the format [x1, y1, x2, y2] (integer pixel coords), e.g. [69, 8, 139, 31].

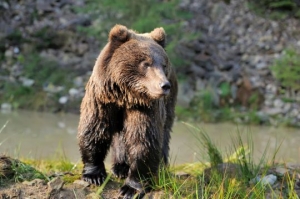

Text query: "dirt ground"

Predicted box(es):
[0, 155, 167, 199]
[0, 178, 165, 199]
[0, 177, 134, 199]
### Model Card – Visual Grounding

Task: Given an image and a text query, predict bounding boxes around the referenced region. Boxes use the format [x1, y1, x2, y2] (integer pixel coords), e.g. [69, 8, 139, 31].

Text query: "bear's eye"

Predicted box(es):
[141, 62, 151, 68]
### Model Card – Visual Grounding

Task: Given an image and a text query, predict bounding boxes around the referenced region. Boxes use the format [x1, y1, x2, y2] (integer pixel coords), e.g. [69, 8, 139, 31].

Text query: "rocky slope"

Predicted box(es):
[1, 0, 300, 126]
[178, 0, 300, 126]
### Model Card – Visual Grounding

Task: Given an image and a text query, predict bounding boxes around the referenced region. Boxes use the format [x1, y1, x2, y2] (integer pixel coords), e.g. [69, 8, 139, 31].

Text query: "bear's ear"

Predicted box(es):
[150, 27, 166, 48]
[109, 24, 130, 45]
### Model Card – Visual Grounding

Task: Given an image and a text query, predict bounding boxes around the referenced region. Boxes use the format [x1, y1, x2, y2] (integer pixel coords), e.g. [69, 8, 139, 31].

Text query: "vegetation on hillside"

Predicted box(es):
[248, 0, 300, 19]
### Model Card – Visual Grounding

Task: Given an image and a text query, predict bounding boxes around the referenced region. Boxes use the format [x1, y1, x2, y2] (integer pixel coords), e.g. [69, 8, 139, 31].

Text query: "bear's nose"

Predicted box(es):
[160, 81, 171, 93]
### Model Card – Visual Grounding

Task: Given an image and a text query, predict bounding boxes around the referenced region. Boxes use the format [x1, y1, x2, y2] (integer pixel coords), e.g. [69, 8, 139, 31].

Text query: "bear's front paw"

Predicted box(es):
[112, 163, 129, 179]
[119, 184, 145, 199]
[82, 165, 107, 185]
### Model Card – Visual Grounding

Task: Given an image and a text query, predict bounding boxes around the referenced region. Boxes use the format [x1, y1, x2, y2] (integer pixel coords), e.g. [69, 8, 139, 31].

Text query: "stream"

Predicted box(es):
[0, 110, 299, 165]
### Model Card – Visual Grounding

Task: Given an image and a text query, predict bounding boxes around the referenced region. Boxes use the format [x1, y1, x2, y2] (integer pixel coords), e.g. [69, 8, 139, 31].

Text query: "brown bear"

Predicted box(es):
[77, 24, 177, 198]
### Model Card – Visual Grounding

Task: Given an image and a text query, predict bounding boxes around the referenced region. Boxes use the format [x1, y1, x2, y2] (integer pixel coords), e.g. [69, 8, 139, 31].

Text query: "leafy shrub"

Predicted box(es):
[248, 0, 300, 19]
[0, 53, 74, 110]
[270, 48, 300, 91]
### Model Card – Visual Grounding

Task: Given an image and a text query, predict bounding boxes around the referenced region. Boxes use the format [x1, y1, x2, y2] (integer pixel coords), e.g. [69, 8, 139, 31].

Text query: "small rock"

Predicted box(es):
[290, 109, 299, 117]
[1, 103, 12, 112]
[20, 77, 35, 87]
[266, 84, 277, 94]
[73, 179, 90, 188]
[13, 47, 20, 54]
[48, 177, 64, 191]
[59, 96, 68, 104]
[4, 49, 13, 58]
[250, 174, 277, 186]
[261, 174, 277, 186]
[256, 62, 268, 70]
[264, 107, 282, 116]
[175, 171, 190, 179]
[273, 99, 284, 108]
[73, 76, 84, 87]
[275, 167, 289, 176]
[57, 122, 66, 128]
[69, 88, 79, 97]
[282, 103, 291, 113]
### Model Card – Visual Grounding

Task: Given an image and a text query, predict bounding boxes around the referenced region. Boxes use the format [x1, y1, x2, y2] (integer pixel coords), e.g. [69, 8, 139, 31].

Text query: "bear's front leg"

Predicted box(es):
[78, 108, 113, 185]
[119, 108, 163, 198]
[111, 133, 129, 179]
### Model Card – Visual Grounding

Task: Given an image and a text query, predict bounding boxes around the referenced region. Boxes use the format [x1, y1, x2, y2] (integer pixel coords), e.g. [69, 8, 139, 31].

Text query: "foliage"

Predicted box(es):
[10, 161, 47, 183]
[185, 88, 234, 122]
[0, 53, 74, 110]
[75, 0, 194, 69]
[0, 157, 47, 186]
[248, 0, 300, 19]
[270, 48, 300, 92]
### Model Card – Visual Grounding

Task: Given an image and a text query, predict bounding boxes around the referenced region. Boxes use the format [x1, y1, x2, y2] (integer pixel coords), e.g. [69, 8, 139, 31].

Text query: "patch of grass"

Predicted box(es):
[1, 53, 74, 110]
[0, 156, 48, 186]
[271, 48, 300, 94]
[170, 123, 296, 199]
[247, 0, 300, 19]
[10, 160, 48, 183]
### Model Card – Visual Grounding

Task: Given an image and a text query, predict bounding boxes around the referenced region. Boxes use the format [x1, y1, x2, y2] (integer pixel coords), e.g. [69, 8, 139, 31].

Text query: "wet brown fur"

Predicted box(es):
[77, 24, 177, 198]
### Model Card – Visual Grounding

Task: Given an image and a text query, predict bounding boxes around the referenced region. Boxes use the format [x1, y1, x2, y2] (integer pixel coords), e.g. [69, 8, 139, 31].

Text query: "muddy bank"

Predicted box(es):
[1, 156, 300, 199]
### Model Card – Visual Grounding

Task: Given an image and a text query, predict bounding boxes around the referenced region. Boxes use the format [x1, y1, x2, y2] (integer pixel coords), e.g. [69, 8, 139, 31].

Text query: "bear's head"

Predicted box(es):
[100, 25, 171, 104]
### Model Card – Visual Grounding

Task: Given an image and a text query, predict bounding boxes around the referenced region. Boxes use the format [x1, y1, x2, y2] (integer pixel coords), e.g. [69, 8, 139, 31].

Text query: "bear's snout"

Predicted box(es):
[160, 81, 171, 95]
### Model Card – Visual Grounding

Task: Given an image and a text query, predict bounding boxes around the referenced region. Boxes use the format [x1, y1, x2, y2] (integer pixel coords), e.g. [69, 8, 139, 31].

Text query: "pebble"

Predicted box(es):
[73, 180, 90, 188]
[69, 88, 79, 97]
[264, 108, 282, 116]
[1, 103, 12, 112]
[275, 167, 289, 176]
[20, 77, 35, 87]
[73, 76, 84, 87]
[47, 177, 64, 191]
[261, 174, 277, 186]
[59, 96, 68, 104]
[251, 174, 277, 186]
[273, 99, 284, 108]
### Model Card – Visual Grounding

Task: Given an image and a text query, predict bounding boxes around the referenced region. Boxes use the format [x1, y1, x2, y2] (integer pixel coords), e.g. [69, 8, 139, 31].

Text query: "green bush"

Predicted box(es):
[248, 0, 300, 19]
[0, 53, 74, 110]
[270, 48, 300, 91]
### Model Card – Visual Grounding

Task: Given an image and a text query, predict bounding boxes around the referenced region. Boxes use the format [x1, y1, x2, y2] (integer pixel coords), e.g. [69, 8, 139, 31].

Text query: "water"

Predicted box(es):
[0, 110, 299, 164]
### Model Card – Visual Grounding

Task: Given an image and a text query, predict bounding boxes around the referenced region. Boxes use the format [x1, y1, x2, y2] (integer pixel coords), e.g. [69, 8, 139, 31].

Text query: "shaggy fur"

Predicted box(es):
[77, 24, 177, 198]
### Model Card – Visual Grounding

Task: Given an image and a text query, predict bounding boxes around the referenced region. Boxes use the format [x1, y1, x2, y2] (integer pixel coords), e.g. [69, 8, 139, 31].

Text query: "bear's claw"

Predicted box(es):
[119, 184, 145, 199]
[112, 163, 129, 179]
[82, 164, 107, 185]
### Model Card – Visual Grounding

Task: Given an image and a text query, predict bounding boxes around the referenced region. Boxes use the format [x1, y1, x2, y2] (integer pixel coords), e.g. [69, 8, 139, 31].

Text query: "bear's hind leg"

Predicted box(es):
[119, 109, 160, 198]
[111, 133, 129, 179]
